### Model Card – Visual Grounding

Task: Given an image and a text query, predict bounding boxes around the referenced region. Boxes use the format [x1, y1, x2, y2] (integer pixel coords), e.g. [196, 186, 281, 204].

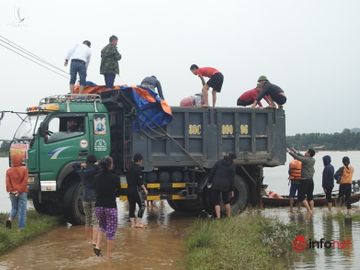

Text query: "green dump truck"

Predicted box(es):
[8, 90, 286, 224]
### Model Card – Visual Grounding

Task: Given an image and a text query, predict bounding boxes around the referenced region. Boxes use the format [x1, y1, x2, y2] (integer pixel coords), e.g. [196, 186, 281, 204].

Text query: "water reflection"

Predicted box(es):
[262, 207, 360, 270]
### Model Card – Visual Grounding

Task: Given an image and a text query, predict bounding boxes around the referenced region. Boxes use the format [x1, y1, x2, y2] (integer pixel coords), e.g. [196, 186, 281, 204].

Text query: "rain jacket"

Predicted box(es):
[100, 43, 122, 75]
[73, 163, 101, 202]
[6, 155, 28, 193]
[322, 155, 334, 188]
[208, 158, 236, 192]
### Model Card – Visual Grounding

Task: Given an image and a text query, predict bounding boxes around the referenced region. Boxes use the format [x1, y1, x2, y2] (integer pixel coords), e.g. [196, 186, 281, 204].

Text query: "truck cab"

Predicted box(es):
[11, 95, 110, 224]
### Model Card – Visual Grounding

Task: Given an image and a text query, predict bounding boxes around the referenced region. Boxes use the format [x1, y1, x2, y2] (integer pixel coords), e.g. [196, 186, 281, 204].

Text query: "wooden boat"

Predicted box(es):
[262, 192, 360, 207]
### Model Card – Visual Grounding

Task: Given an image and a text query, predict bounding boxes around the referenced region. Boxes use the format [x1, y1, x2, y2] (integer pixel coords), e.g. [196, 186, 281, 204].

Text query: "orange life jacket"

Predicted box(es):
[289, 159, 302, 180]
[340, 165, 354, 184]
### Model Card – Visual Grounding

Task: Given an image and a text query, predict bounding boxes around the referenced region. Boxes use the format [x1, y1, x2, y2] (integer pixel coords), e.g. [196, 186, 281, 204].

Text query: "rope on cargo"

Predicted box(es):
[0, 36, 69, 79]
[118, 90, 206, 172]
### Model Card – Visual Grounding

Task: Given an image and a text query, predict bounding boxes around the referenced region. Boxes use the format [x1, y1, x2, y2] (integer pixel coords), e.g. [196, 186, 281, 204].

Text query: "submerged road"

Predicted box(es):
[0, 202, 194, 270]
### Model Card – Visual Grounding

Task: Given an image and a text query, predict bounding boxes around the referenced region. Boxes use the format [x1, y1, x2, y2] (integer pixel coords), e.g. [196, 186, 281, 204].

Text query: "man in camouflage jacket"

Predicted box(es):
[100, 35, 122, 88]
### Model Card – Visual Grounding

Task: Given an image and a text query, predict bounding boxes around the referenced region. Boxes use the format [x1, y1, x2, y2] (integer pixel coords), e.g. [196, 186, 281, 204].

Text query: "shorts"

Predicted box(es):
[83, 201, 98, 227]
[289, 181, 300, 198]
[211, 189, 231, 205]
[297, 179, 314, 202]
[95, 207, 118, 240]
[207, 72, 224, 92]
[237, 98, 252, 106]
[272, 92, 287, 105]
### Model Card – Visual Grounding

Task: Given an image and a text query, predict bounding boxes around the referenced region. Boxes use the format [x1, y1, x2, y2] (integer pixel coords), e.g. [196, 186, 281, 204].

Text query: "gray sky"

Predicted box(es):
[0, 0, 359, 139]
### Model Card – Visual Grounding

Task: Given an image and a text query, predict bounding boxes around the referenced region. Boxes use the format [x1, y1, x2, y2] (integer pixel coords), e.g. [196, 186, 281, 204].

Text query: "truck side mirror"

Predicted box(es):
[38, 123, 48, 137]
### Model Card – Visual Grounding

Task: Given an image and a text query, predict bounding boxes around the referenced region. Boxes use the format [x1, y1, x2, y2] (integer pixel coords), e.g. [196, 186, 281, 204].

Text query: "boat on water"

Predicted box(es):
[262, 192, 360, 207]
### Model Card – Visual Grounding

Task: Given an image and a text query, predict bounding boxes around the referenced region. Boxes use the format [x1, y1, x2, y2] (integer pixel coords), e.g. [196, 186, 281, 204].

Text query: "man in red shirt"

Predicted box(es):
[237, 83, 271, 107]
[190, 64, 224, 107]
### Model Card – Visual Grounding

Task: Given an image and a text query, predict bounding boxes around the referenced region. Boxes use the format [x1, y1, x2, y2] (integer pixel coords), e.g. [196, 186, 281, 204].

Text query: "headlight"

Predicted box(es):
[28, 176, 35, 183]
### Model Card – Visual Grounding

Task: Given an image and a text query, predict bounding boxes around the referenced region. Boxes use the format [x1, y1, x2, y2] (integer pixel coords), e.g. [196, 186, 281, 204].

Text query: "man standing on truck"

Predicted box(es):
[64, 40, 92, 94]
[208, 153, 236, 218]
[251, 76, 287, 109]
[100, 35, 122, 89]
[190, 64, 224, 107]
[140, 75, 164, 100]
[287, 148, 316, 214]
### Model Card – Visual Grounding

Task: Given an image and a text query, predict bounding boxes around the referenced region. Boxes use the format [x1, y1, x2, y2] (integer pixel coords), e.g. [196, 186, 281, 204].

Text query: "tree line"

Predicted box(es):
[287, 129, 360, 151]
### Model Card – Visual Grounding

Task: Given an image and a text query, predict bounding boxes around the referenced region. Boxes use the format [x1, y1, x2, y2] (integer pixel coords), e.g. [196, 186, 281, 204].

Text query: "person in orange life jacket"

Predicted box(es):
[287, 148, 315, 214]
[208, 153, 236, 218]
[5, 155, 28, 230]
[288, 158, 302, 212]
[322, 155, 334, 212]
[336, 156, 354, 214]
[251, 76, 287, 109]
[190, 64, 224, 107]
[237, 83, 271, 107]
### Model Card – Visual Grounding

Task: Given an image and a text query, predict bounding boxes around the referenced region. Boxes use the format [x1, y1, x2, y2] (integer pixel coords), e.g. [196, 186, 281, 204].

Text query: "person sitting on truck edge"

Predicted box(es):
[237, 83, 271, 107]
[336, 156, 354, 215]
[288, 157, 302, 212]
[251, 76, 287, 109]
[5, 155, 28, 230]
[208, 153, 236, 218]
[126, 153, 148, 228]
[73, 155, 101, 246]
[140, 75, 164, 100]
[64, 40, 91, 94]
[287, 148, 316, 214]
[94, 156, 120, 259]
[322, 155, 334, 212]
[190, 64, 224, 107]
[100, 35, 122, 89]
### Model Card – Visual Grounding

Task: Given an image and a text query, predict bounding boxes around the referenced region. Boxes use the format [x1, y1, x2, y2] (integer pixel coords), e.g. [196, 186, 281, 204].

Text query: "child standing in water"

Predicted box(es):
[336, 156, 354, 215]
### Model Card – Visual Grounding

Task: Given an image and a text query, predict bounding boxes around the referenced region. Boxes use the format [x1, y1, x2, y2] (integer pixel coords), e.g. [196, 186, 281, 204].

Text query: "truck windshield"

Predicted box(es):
[13, 114, 47, 140]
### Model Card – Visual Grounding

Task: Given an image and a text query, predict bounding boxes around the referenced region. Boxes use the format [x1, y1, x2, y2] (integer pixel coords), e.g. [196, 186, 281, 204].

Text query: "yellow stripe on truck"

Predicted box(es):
[120, 182, 186, 189]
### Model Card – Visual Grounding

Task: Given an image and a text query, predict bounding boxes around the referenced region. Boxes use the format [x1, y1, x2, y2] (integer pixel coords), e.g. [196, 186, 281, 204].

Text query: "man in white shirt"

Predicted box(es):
[64, 40, 91, 93]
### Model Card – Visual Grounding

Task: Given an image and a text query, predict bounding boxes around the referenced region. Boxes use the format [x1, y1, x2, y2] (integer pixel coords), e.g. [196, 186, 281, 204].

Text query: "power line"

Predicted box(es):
[0, 42, 69, 79]
[0, 35, 69, 75]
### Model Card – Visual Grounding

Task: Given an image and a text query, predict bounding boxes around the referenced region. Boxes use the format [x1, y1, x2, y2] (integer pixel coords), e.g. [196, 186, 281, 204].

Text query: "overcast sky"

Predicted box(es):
[0, 0, 359, 139]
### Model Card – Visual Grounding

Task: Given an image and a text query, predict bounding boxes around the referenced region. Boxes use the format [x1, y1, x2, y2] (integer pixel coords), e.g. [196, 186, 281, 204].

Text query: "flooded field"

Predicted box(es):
[1, 151, 360, 269]
[0, 202, 193, 270]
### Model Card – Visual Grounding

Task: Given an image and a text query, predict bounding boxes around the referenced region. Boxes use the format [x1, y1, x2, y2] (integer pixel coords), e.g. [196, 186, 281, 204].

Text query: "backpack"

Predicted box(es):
[334, 167, 344, 184]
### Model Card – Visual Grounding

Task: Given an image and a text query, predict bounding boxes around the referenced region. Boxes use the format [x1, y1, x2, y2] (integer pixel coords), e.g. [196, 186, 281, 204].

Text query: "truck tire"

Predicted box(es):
[231, 175, 249, 214]
[63, 182, 85, 225]
[33, 197, 62, 216]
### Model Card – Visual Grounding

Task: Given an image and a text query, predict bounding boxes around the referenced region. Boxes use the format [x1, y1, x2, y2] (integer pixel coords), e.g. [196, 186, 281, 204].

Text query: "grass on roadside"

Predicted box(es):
[0, 210, 63, 256]
[185, 214, 303, 270]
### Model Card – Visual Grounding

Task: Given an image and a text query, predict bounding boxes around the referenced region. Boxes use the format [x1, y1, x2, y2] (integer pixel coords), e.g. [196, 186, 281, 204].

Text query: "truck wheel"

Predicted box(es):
[33, 197, 63, 216]
[231, 175, 249, 214]
[63, 182, 85, 225]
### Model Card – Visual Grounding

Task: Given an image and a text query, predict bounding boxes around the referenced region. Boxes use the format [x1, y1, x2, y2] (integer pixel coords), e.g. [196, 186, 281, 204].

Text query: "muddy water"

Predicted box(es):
[0, 201, 193, 270]
[261, 207, 360, 270]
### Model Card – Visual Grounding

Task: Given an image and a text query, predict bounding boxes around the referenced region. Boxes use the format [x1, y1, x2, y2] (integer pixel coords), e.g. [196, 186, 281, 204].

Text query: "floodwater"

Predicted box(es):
[0, 151, 360, 270]
[0, 201, 193, 270]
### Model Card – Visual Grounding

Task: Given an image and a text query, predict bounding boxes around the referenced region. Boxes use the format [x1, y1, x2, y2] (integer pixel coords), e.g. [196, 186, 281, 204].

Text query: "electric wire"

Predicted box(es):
[0, 35, 69, 75]
[0, 42, 69, 79]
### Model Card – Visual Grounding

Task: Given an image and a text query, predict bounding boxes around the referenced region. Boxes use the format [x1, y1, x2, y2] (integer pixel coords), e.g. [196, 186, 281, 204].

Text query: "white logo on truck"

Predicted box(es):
[94, 139, 107, 152]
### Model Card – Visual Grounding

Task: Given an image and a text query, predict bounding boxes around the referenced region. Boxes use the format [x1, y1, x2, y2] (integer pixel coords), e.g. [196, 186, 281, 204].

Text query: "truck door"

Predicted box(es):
[88, 113, 110, 161]
[38, 113, 90, 189]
